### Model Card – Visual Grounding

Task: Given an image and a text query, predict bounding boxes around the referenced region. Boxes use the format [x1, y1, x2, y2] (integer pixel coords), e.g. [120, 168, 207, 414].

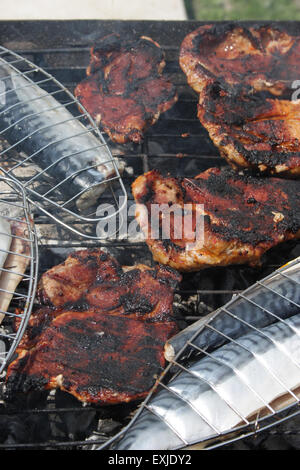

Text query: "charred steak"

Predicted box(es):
[132, 168, 300, 271]
[179, 24, 300, 177]
[6, 249, 180, 404]
[75, 33, 177, 144]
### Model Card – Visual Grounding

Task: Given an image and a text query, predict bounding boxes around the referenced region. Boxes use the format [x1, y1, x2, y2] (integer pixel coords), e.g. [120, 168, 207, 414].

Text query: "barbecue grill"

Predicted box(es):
[0, 19, 299, 450]
[0, 176, 38, 374]
[0, 45, 126, 240]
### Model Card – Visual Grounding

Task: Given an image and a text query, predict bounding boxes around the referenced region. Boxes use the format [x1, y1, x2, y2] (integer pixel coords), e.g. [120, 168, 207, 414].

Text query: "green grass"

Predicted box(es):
[185, 0, 300, 21]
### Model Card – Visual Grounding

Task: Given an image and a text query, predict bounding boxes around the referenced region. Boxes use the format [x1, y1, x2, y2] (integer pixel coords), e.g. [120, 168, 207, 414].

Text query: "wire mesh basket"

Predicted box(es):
[0, 175, 38, 374]
[0, 46, 127, 240]
[95, 257, 300, 450]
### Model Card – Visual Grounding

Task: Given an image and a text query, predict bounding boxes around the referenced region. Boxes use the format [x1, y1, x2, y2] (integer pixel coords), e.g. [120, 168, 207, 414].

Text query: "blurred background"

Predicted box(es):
[185, 0, 300, 21]
[0, 0, 300, 21]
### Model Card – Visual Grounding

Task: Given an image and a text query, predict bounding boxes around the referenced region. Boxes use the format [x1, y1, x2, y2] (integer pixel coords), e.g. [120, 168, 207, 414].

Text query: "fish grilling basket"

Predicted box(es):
[97, 257, 300, 450]
[0, 175, 38, 374]
[0, 46, 127, 240]
[0, 21, 299, 451]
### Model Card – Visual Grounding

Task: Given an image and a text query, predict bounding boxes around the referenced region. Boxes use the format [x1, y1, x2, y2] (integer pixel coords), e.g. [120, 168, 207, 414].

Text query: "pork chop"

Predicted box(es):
[75, 33, 177, 144]
[132, 168, 300, 271]
[6, 249, 181, 404]
[179, 23, 300, 177]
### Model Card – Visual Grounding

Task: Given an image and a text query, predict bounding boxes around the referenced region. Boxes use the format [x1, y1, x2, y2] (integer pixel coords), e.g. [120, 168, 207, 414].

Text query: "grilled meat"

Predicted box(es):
[0, 219, 32, 322]
[7, 309, 178, 405]
[132, 167, 300, 271]
[0, 59, 118, 212]
[74, 33, 177, 144]
[37, 248, 121, 308]
[197, 83, 300, 177]
[6, 249, 181, 404]
[0, 216, 11, 272]
[115, 259, 300, 451]
[179, 24, 300, 177]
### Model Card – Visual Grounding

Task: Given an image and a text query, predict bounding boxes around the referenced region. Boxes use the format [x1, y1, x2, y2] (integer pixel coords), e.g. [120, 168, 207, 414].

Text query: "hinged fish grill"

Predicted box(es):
[0, 175, 38, 374]
[0, 19, 299, 451]
[0, 46, 127, 240]
[98, 257, 300, 450]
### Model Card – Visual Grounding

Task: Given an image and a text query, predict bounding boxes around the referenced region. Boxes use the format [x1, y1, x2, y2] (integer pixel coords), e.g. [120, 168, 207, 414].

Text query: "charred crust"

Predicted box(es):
[120, 268, 142, 284]
[7, 314, 175, 399]
[182, 23, 300, 175]
[119, 292, 155, 315]
[75, 33, 176, 144]
[191, 23, 237, 53]
[6, 370, 49, 397]
[6, 248, 179, 403]
[136, 180, 156, 205]
[134, 168, 300, 249]
[191, 168, 300, 244]
[162, 238, 186, 252]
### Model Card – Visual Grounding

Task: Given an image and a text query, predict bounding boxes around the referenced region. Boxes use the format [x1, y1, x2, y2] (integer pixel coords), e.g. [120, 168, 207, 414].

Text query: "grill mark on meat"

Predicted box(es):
[7, 249, 181, 404]
[180, 23, 300, 177]
[74, 33, 177, 144]
[132, 168, 300, 271]
[185, 169, 300, 243]
[7, 312, 178, 401]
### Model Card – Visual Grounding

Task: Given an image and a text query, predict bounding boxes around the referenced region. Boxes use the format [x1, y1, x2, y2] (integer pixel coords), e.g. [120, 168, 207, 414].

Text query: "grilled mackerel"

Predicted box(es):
[75, 33, 177, 144]
[179, 24, 300, 177]
[0, 58, 118, 210]
[0, 216, 11, 271]
[6, 249, 181, 404]
[132, 167, 300, 271]
[0, 219, 31, 322]
[112, 258, 300, 450]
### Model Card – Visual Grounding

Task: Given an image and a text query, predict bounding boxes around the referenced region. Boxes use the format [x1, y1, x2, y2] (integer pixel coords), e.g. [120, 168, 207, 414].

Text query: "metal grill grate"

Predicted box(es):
[0, 175, 38, 374]
[0, 46, 127, 240]
[0, 21, 299, 450]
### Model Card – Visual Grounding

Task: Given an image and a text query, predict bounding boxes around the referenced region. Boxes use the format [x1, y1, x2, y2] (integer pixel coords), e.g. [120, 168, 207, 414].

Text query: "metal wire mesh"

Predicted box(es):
[0, 23, 298, 450]
[0, 46, 127, 240]
[96, 257, 300, 450]
[0, 175, 38, 374]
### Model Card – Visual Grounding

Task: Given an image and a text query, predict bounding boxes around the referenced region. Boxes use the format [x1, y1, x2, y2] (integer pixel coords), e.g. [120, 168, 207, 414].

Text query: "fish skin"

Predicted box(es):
[165, 258, 300, 361]
[113, 313, 300, 450]
[108, 258, 300, 450]
[0, 59, 118, 210]
[0, 215, 11, 271]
